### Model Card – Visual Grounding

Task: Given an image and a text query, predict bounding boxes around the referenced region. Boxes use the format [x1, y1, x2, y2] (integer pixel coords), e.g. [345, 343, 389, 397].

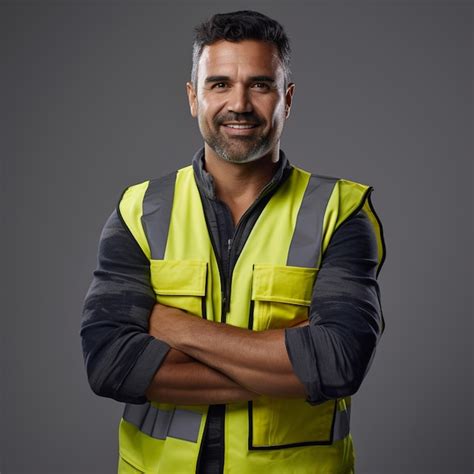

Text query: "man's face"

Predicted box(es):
[186, 40, 295, 164]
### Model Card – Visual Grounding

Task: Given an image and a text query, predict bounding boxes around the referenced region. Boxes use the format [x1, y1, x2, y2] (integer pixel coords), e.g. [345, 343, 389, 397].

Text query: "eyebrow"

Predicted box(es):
[204, 75, 276, 84]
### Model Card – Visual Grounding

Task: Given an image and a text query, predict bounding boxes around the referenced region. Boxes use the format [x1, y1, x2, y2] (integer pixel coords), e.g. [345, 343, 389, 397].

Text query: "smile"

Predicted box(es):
[223, 124, 258, 129]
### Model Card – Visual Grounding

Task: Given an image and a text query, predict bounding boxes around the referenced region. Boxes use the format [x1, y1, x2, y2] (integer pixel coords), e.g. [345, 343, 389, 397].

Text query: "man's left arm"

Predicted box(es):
[149, 209, 384, 400]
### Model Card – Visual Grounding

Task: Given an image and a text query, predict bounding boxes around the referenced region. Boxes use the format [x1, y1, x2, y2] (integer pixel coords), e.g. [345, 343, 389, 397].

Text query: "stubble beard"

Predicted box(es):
[199, 114, 276, 164]
[205, 132, 272, 164]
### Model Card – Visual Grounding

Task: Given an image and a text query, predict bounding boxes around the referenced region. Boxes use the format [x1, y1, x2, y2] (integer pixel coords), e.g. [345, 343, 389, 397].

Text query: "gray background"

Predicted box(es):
[2, 1, 472, 473]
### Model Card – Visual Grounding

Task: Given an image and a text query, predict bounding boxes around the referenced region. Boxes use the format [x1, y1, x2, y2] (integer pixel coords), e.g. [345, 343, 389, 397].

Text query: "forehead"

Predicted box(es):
[198, 40, 283, 79]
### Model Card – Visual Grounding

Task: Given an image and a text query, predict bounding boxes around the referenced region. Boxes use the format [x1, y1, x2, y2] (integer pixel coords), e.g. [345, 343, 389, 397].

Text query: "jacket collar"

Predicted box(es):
[191, 146, 291, 201]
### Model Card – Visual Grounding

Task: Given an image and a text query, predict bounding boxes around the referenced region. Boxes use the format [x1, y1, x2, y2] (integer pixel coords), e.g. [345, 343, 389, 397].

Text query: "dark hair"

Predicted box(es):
[191, 10, 291, 89]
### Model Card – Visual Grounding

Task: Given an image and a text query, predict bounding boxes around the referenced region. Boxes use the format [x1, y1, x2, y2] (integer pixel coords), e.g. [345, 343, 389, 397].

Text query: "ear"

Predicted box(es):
[186, 82, 198, 117]
[284, 82, 295, 119]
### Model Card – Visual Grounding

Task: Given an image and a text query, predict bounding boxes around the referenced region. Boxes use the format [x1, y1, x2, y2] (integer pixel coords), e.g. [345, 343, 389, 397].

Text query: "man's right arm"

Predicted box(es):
[80, 208, 258, 405]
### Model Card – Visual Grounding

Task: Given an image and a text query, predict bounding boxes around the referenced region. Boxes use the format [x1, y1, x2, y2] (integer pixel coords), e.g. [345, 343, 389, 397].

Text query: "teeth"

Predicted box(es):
[225, 124, 255, 129]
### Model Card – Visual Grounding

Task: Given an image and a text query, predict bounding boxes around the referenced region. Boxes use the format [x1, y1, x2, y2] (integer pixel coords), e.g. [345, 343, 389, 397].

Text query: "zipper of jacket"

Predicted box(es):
[197, 164, 290, 322]
[200, 209, 228, 322]
[221, 176, 283, 323]
[221, 237, 232, 319]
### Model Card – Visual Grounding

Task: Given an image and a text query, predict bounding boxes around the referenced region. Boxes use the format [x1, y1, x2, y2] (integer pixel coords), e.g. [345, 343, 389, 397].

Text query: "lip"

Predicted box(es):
[221, 123, 259, 135]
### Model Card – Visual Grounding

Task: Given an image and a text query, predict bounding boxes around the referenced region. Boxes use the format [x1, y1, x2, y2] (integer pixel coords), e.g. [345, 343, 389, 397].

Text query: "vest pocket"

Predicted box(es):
[251, 264, 317, 330]
[150, 259, 207, 318]
[250, 264, 340, 448]
[249, 396, 338, 449]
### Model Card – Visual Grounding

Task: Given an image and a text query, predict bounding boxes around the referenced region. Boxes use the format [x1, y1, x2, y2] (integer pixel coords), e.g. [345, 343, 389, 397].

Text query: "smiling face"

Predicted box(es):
[186, 40, 295, 164]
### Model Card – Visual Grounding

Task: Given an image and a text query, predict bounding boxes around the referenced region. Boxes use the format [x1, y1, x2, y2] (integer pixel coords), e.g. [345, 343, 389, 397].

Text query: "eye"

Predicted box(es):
[212, 82, 228, 89]
[253, 82, 270, 90]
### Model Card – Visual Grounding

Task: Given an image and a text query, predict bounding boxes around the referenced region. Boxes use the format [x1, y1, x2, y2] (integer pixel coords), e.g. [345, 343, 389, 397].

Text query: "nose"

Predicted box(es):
[227, 84, 253, 114]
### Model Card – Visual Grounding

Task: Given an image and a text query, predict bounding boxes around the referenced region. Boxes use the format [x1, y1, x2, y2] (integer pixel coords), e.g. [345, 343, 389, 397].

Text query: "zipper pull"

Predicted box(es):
[221, 293, 227, 321]
[227, 238, 232, 253]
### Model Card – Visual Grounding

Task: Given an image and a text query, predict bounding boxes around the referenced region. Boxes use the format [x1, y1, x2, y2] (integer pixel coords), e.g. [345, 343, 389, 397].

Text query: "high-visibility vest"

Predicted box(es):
[117, 164, 385, 473]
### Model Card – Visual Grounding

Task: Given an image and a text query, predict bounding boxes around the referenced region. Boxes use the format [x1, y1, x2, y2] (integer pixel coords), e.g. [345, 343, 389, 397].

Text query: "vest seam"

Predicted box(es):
[366, 190, 387, 277]
[334, 185, 373, 235]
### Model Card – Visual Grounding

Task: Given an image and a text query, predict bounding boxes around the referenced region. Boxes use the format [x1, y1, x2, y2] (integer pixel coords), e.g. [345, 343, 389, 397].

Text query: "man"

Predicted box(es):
[81, 10, 385, 474]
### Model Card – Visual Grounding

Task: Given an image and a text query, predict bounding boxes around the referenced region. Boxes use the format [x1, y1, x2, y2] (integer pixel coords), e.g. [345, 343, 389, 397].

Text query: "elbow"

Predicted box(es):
[81, 331, 115, 399]
[327, 372, 364, 399]
[312, 366, 367, 403]
[83, 349, 122, 401]
[306, 330, 376, 404]
[320, 335, 378, 400]
[314, 372, 363, 403]
[80, 330, 149, 404]
[84, 355, 147, 404]
[88, 373, 113, 400]
[80, 323, 169, 404]
[286, 324, 375, 405]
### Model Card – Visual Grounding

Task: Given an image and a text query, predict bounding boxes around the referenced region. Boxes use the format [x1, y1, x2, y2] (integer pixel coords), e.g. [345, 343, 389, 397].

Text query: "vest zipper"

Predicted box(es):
[198, 203, 229, 324]
[199, 165, 291, 324]
[221, 238, 232, 317]
[221, 187, 273, 322]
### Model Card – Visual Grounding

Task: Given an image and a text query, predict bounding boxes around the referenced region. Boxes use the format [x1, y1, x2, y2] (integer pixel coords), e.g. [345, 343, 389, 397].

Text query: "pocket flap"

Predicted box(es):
[150, 260, 207, 296]
[251, 264, 318, 306]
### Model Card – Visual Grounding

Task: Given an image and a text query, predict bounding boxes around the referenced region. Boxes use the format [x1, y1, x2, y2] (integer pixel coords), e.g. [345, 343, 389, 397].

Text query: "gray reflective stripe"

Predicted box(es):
[168, 409, 203, 442]
[141, 404, 157, 437]
[123, 403, 150, 429]
[122, 403, 202, 443]
[287, 175, 338, 268]
[333, 405, 351, 441]
[142, 172, 176, 260]
[152, 409, 173, 440]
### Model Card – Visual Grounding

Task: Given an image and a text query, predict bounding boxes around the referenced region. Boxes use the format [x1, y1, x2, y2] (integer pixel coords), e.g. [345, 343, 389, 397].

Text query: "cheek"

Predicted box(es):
[268, 105, 287, 127]
[262, 97, 285, 121]
[198, 94, 220, 114]
[198, 104, 219, 126]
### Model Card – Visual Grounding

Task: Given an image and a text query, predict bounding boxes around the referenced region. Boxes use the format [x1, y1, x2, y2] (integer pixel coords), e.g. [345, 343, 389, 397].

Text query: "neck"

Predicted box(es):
[203, 145, 280, 204]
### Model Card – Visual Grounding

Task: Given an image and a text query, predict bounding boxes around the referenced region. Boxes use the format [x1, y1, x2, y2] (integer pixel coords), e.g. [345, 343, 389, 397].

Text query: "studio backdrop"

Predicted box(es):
[2, 1, 472, 473]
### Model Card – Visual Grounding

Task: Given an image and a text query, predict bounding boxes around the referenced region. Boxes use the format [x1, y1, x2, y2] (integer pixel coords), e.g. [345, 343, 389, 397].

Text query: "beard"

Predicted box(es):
[199, 113, 276, 164]
[205, 132, 271, 164]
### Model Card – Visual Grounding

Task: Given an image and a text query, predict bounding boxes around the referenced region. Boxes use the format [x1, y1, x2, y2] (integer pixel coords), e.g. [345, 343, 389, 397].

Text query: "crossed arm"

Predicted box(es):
[81, 210, 307, 406]
[81, 209, 383, 407]
[145, 304, 309, 405]
[145, 208, 384, 406]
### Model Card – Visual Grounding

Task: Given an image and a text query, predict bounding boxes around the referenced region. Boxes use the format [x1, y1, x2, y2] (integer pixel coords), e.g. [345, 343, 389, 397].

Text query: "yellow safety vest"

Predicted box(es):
[117, 164, 384, 473]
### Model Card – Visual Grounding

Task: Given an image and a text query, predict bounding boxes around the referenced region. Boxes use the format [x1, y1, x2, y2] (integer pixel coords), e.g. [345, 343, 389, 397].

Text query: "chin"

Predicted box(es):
[223, 155, 263, 164]
[218, 144, 273, 165]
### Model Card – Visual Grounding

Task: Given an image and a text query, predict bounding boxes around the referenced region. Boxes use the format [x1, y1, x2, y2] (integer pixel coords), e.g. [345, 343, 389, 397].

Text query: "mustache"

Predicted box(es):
[214, 113, 262, 125]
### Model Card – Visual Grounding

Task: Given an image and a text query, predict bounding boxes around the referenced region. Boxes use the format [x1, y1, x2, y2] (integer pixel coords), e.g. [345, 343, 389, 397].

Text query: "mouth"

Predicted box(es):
[221, 122, 260, 135]
[222, 123, 259, 129]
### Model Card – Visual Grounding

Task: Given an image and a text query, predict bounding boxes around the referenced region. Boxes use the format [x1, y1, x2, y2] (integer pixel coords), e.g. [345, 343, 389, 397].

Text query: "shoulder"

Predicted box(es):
[115, 166, 192, 259]
[291, 165, 372, 196]
[291, 167, 386, 276]
[118, 167, 188, 214]
[322, 180, 385, 277]
[295, 167, 374, 234]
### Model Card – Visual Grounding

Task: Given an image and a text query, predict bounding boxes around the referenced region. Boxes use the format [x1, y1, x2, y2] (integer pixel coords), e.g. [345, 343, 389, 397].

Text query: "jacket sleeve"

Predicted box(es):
[80, 208, 170, 404]
[284, 208, 385, 405]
